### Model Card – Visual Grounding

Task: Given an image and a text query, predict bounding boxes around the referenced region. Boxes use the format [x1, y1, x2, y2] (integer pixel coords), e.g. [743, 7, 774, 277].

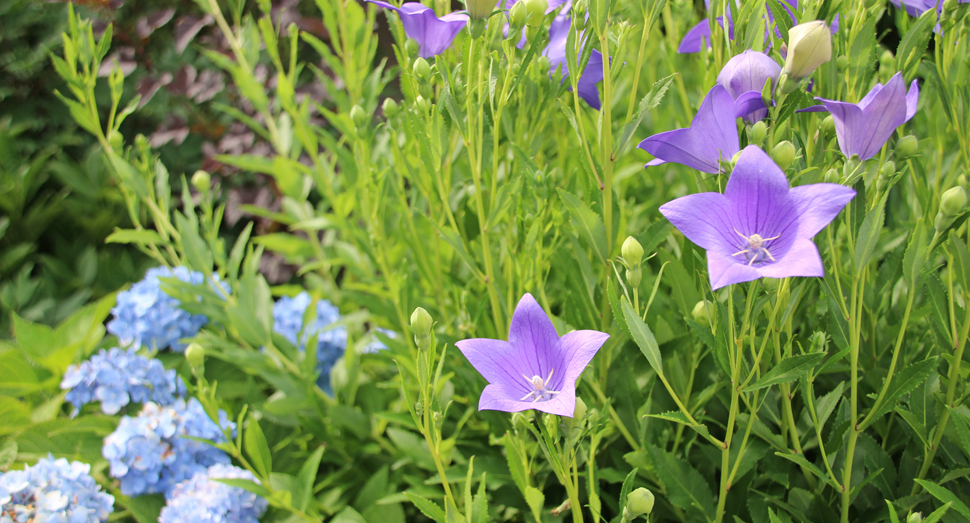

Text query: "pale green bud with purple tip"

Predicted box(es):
[784, 21, 832, 79]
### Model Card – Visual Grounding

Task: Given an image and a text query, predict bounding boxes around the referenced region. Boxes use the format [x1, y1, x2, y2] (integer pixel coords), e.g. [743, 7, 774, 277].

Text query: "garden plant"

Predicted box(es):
[1, 0, 970, 521]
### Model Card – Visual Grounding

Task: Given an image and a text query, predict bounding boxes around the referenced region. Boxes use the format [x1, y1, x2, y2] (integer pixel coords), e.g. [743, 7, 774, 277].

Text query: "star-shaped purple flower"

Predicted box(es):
[801, 72, 919, 161]
[638, 85, 740, 173]
[679, 0, 797, 53]
[544, 7, 605, 109]
[659, 145, 855, 290]
[456, 293, 609, 417]
[717, 50, 780, 123]
[368, 1, 468, 58]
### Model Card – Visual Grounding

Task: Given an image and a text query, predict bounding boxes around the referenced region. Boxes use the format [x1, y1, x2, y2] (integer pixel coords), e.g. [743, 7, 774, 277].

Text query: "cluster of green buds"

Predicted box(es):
[410, 307, 434, 351]
[936, 186, 967, 232]
[508, 0, 547, 36]
[621, 236, 645, 288]
[622, 487, 655, 520]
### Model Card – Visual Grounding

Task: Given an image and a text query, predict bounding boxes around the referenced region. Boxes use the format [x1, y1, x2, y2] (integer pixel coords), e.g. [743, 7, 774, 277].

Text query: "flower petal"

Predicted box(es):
[678, 20, 712, 54]
[756, 238, 824, 278]
[557, 330, 609, 386]
[659, 192, 735, 252]
[368, 1, 467, 58]
[733, 90, 769, 122]
[456, 338, 531, 395]
[478, 382, 576, 416]
[707, 250, 763, 290]
[788, 183, 856, 238]
[724, 145, 793, 232]
[508, 293, 561, 379]
[905, 79, 919, 122]
[576, 50, 604, 110]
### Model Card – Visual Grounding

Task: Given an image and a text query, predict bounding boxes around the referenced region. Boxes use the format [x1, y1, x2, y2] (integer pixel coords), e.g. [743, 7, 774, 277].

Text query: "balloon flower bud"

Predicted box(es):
[622, 236, 644, 267]
[692, 300, 711, 327]
[879, 49, 895, 70]
[382, 98, 400, 118]
[771, 140, 797, 171]
[623, 488, 655, 520]
[907, 512, 922, 523]
[108, 130, 124, 150]
[350, 104, 368, 130]
[820, 115, 835, 139]
[749, 121, 767, 146]
[468, 18, 487, 38]
[784, 21, 832, 80]
[466, 0, 499, 19]
[524, 0, 548, 26]
[896, 134, 918, 159]
[185, 343, 205, 369]
[414, 95, 430, 113]
[413, 57, 431, 79]
[941, 186, 967, 216]
[410, 307, 433, 351]
[509, 1, 527, 32]
[824, 168, 840, 184]
[404, 38, 419, 57]
[879, 161, 896, 179]
[836, 55, 849, 70]
[191, 170, 211, 193]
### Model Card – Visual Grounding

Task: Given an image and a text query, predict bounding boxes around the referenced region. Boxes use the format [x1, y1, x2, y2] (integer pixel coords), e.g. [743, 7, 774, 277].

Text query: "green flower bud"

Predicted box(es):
[509, 1, 528, 32]
[907, 512, 922, 523]
[414, 95, 430, 113]
[134, 133, 149, 149]
[468, 18, 487, 38]
[413, 57, 431, 79]
[935, 211, 953, 232]
[771, 140, 797, 170]
[749, 121, 767, 146]
[350, 104, 368, 129]
[622, 236, 644, 266]
[836, 55, 849, 70]
[824, 168, 840, 184]
[108, 130, 123, 150]
[958, 174, 967, 188]
[879, 161, 896, 179]
[466, 0, 499, 19]
[525, 0, 548, 25]
[896, 134, 918, 159]
[191, 170, 211, 193]
[405, 38, 419, 57]
[410, 307, 433, 350]
[941, 186, 967, 216]
[537, 55, 551, 72]
[879, 49, 895, 70]
[820, 115, 835, 138]
[185, 343, 205, 369]
[624, 488, 655, 519]
[692, 300, 711, 327]
[382, 98, 400, 118]
[784, 21, 832, 79]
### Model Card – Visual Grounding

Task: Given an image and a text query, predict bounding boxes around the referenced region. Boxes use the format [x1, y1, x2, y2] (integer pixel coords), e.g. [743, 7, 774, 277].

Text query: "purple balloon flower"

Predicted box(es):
[660, 145, 855, 290]
[679, 0, 797, 53]
[801, 72, 919, 161]
[544, 7, 605, 109]
[890, 0, 942, 16]
[456, 293, 609, 417]
[717, 50, 780, 123]
[638, 85, 740, 173]
[368, 1, 468, 58]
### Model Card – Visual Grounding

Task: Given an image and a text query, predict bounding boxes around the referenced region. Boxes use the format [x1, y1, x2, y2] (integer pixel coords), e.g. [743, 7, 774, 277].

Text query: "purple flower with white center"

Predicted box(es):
[159, 464, 268, 523]
[544, 6, 605, 109]
[801, 72, 919, 161]
[717, 50, 780, 123]
[367, 1, 468, 58]
[60, 347, 186, 416]
[456, 293, 609, 417]
[0, 456, 114, 523]
[659, 145, 855, 290]
[638, 85, 740, 173]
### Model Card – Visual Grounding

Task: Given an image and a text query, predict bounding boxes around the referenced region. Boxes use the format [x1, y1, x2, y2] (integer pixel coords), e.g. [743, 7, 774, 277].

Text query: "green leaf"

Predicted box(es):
[621, 296, 663, 378]
[923, 503, 953, 523]
[244, 414, 273, 478]
[903, 224, 928, 289]
[405, 492, 446, 523]
[645, 411, 711, 440]
[105, 228, 165, 245]
[914, 480, 970, 520]
[773, 452, 838, 489]
[299, 446, 325, 511]
[613, 75, 675, 155]
[557, 188, 608, 263]
[0, 438, 17, 468]
[865, 357, 937, 426]
[896, 8, 937, 80]
[524, 486, 545, 523]
[950, 235, 970, 294]
[125, 494, 165, 523]
[854, 194, 887, 268]
[608, 279, 630, 337]
[647, 444, 714, 520]
[175, 212, 214, 272]
[742, 352, 826, 392]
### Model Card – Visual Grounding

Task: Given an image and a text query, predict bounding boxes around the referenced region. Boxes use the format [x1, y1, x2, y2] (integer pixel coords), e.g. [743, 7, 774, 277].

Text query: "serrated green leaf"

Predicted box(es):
[742, 352, 826, 392]
[865, 357, 937, 427]
[557, 188, 608, 263]
[647, 444, 714, 520]
[621, 296, 663, 377]
[855, 194, 887, 268]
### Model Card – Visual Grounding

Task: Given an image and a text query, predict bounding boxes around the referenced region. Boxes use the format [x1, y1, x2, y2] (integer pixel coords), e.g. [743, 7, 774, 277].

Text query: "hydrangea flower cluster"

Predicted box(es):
[107, 266, 222, 352]
[272, 291, 348, 393]
[0, 456, 114, 523]
[60, 347, 186, 415]
[102, 398, 234, 497]
[362, 328, 397, 354]
[159, 464, 268, 523]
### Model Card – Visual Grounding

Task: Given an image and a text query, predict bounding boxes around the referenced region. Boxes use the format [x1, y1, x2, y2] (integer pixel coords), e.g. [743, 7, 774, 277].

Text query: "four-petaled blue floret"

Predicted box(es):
[159, 464, 268, 523]
[107, 266, 225, 352]
[272, 291, 348, 394]
[60, 347, 186, 415]
[0, 455, 115, 523]
[102, 398, 235, 497]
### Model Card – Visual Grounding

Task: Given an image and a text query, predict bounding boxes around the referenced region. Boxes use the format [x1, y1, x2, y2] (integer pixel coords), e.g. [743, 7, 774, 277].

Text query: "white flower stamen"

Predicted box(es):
[731, 229, 780, 266]
[519, 368, 560, 403]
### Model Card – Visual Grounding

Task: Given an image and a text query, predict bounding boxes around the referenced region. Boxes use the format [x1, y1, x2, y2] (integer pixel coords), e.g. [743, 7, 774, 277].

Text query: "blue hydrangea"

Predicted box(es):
[107, 266, 224, 352]
[102, 398, 235, 497]
[272, 292, 347, 393]
[60, 348, 186, 415]
[159, 464, 268, 523]
[0, 455, 114, 523]
[362, 328, 397, 354]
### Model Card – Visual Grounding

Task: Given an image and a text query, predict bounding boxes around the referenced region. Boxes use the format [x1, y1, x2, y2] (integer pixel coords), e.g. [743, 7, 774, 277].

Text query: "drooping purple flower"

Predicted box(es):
[456, 293, 609, 417]
[544, 7, 605, 109]
[800, 72, 919, 161]
[638, 85, 740, 173]
[368, 1, 468, 58]
[717, 50, 780, 123]
[659, 145, 855, 290]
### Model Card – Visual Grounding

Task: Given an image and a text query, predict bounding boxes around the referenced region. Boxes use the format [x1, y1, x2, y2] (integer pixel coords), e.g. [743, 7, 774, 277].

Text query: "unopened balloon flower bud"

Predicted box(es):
[382, 98, 400, 118]
[749, 121, 767, 146]
[410, 307, 433, 350]
[820, 115, 835, 138]
[692, 300, 711, 327]
[405, 38, 419, 56]
[771, 140, 796, 170]
[836, 55, 849, 70]
[907, 512, 922, 523]
[623, 488, 655, 520]
[466, 0, 499, 19]
[879, 49, 895, 70]
[941, 186, 967, 216]
[413, 57, 431, 79]
[784, 21, 832, 79]
[896, 134, 918, 159]
[525, 0, 548, 26]
[350, 104, 368, 129]
[622, 236, 644, 266]
[185, 343, 205, 369]
[468, 18, 487, 38]
[959, 174, 968, 188]
[509, 1, 527, 32]
[414, 95, 430, 113]
[108, 130, 123, 150]
[191, 170, 211, 193]
[730, 150, 742, 167]
[824, 168, 840, 184]
[879, 161, 896, 179]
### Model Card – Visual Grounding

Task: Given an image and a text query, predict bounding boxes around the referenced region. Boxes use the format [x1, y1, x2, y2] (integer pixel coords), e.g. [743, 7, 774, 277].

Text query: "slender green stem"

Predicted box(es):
[841, 272, 864, 523]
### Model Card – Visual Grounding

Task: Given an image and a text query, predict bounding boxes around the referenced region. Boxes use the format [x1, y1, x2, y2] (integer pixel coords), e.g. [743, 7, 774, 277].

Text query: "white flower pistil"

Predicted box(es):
[520, 369, 560, 403]
[732, 229, 781, 266]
